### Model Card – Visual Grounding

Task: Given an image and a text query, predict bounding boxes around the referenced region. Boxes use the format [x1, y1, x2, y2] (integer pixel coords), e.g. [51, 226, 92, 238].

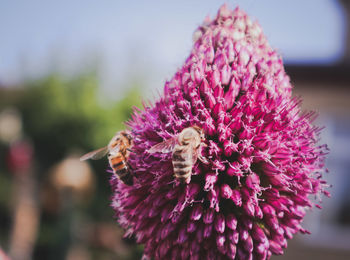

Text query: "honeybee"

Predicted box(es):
[148, 126, 208, 184]
[80, 131, 134, 185]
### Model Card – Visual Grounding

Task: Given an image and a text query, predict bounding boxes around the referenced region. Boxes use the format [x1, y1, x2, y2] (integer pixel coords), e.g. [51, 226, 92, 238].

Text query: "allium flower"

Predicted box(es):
[110, 4, 329, 260]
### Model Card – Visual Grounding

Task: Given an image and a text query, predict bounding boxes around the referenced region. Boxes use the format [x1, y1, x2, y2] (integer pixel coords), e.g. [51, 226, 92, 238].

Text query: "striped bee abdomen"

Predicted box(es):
[117, 167, 133, 186]
[108, 153, 133, 185]
[109, 155, 125, 170]
[172, 146, 193, 183]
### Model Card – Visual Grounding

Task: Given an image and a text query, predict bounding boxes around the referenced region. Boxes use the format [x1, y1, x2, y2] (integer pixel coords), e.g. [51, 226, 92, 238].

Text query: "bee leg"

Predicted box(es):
[198, 154, 209, 164]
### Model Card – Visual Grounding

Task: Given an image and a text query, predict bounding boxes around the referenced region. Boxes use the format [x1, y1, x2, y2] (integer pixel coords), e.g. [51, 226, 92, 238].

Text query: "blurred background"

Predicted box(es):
[0, 0, 349, 259]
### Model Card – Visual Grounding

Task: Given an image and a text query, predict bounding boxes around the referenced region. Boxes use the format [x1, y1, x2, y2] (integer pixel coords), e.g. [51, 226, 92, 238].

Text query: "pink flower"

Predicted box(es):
[110, 4, 329, 260]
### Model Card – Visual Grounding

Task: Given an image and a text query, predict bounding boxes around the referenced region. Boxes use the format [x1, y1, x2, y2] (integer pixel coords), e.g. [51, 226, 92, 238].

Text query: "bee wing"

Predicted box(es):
[197, 153, 209, 164]
[148, 137, 177, 154]
[80, 146, 109, 161]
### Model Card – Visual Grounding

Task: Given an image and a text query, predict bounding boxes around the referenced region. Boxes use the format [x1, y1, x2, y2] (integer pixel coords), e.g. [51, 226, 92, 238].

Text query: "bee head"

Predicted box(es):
[180, 126, 204, 145]
[192, 125, 205, 141]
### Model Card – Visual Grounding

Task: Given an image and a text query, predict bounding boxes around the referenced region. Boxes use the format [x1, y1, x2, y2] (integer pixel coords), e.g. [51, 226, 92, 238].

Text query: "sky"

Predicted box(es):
[0, 0, 346, 95]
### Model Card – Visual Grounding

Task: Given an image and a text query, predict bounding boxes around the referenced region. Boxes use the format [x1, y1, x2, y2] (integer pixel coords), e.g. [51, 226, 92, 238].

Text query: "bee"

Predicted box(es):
[80, 131, 134, 185]
[148, 126, 208, 184]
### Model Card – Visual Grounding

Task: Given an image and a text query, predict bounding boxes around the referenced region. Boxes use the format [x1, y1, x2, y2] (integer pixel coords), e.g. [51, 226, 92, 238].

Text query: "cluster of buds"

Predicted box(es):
[110, 4, 329, 260]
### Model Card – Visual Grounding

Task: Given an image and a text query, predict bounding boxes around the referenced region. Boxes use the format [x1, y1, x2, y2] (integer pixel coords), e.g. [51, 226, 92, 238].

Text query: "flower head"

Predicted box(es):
[110, 4, 329, 260]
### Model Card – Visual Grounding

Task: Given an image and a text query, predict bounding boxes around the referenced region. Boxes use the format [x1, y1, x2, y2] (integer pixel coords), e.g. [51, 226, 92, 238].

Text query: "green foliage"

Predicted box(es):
[15, 71, 142, 169]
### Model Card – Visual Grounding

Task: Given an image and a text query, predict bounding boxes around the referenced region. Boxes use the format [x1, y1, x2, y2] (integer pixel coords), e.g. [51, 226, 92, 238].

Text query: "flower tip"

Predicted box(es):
[218, 3, 232, 19]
